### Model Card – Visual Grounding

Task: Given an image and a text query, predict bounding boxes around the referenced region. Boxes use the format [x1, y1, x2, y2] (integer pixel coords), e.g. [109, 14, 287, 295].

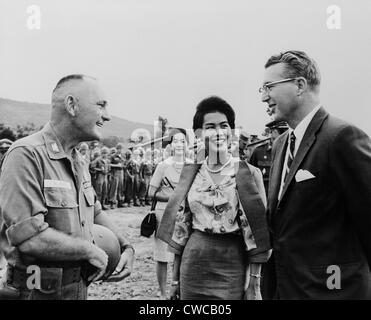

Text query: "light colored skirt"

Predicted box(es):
[153, 204, 174, 263]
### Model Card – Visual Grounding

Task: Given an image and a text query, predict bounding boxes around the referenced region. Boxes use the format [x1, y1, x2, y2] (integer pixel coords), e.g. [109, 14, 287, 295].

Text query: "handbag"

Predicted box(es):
[140, 193, 158, 238]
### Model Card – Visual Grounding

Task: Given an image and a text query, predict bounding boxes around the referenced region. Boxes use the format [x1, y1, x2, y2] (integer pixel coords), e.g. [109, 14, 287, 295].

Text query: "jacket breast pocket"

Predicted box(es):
[294, 171, 319, 192]
[44, 187, 79, 234]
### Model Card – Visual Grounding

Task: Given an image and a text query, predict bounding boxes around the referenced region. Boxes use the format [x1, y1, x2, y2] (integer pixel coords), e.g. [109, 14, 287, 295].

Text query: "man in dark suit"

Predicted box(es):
[260, 50, 371, 299]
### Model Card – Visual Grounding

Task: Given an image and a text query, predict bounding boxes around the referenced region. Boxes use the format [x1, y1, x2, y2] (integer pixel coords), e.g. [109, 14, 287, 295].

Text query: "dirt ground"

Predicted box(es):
[0, 206, 171, 300]
[88, 205, 171, 300]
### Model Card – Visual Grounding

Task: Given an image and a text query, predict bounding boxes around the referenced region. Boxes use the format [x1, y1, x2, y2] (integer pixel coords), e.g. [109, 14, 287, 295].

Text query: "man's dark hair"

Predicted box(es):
[192, 96, 236, 132]
[265, 50, 321, 89]
[52, 74, 95, 92]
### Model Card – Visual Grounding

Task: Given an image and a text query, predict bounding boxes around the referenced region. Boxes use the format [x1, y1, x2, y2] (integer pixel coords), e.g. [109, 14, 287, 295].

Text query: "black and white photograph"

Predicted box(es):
[1, 0, 371, 307]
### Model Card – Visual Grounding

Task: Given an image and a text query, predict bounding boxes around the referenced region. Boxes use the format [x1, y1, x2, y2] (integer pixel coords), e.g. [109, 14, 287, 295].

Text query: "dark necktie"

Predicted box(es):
[284, 132, 296, 182]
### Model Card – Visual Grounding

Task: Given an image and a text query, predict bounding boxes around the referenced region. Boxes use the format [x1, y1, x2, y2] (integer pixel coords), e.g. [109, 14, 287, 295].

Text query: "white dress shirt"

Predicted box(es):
[278, 104, 322, 200]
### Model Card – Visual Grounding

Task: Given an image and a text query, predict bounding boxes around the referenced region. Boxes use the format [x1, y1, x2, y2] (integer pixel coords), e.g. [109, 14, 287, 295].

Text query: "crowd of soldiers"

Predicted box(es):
[77, 142, 162, 210]
[72, 119, 289, 212]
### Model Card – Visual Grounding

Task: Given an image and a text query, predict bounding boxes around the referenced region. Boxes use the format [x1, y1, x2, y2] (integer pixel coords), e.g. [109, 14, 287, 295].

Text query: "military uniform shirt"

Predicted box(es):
[0, 123, 100, 269]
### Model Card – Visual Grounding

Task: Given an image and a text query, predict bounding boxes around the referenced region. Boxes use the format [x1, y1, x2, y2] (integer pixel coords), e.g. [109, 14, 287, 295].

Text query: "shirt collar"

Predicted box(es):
[42, 122, 70, 160]
[291, 104, 322, 147]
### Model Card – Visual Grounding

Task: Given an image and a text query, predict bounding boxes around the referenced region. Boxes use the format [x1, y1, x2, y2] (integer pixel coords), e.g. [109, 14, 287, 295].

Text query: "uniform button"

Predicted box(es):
[238, 209, 243, 216]
[220, 226, 226, 233]
[61, 200, 67, 207]
[228, 219, 234, 224]
[81, 220, 85, 227]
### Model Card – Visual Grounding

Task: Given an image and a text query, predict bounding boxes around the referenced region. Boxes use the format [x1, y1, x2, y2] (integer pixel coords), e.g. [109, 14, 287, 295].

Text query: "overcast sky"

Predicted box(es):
[0, 0, 370, 135]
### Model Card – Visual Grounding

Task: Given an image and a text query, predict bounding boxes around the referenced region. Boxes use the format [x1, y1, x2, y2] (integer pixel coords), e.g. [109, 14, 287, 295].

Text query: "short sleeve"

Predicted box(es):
[0, 146, 49, 246]
[149, 161, 164, 189]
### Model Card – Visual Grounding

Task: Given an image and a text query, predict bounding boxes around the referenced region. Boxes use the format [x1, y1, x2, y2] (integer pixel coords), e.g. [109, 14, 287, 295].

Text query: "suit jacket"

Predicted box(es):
[266, 107, 371, 299]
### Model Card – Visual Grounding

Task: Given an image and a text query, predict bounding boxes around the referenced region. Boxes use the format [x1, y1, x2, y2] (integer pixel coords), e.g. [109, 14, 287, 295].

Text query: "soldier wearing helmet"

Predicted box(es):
[249, 120, 289, 194]
[78, 142, 90, 164]
[92, 147, 110, 210]
[107, 143, 124, 209]
[123, 150, 134, 207]
[132, 149, 143, 207]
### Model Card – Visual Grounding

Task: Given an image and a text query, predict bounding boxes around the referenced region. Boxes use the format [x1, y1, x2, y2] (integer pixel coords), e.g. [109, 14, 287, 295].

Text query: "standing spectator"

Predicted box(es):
[249, 120, 288, 194]
[238, 131, 250, 160]
[139, 149, 155, 206]
[78, 142, 90, 163]
[108, 144, 124, 209]
[106, 147, 116, 204]
[89, 147, 101, 191]
[93, 146, 110, 210]
[132, 149, 143, 207]
[123, 150, 134, 207]
[148, 128, 188, 300]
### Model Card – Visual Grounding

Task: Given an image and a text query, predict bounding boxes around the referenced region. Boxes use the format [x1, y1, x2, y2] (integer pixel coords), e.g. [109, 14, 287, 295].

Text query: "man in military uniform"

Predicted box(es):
[238, 131, 250, 160]
[132, 149, 143, 207]
[89, 147, 101, 191]
[123, 150, 135, 207]
[93, 147, 110, 210]
[139, 149, 155, 206]
[0, 75, 134, 300]
[107, 144, 124, 209]
[249, 120, 288, 194]
[78, 142, 90, 164]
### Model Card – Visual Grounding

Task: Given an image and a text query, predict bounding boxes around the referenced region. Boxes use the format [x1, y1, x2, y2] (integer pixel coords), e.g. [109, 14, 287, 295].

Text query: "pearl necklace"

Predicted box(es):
[205, 155, 232, 173]
[172, 159, 183, 173]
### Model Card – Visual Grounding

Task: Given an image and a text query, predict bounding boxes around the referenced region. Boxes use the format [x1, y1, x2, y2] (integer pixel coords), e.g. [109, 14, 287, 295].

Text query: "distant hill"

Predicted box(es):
[0, 97, 154, 140]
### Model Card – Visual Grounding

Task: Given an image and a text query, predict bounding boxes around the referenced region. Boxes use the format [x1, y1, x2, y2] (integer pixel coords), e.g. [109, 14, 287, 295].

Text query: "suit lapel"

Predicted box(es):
[278, 107, 328, 204]
[269, 132, 288, 213]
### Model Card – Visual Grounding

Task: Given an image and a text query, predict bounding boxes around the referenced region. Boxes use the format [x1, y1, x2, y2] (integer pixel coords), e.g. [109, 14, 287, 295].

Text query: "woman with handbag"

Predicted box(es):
[148, 127, 188, 300]
[157, 96, 271, 300]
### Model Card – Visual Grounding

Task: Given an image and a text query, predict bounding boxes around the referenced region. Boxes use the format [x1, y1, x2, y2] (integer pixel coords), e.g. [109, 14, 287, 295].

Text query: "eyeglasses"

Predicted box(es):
[259, 77, 298, 94]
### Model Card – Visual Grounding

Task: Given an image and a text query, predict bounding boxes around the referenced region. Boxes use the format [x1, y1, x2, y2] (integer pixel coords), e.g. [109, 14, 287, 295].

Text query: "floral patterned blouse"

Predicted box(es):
[171, 157, 258, 252]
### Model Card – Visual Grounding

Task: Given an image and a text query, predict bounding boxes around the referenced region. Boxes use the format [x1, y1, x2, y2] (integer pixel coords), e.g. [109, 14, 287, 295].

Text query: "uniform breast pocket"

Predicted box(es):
[44, 187, 78, 208]
[44, 187, 79, 234]
[83, 187, 95, 207]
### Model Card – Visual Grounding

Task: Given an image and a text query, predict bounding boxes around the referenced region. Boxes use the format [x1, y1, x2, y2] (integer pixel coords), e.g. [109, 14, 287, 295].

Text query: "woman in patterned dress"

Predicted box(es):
[158, 96, 271, 300]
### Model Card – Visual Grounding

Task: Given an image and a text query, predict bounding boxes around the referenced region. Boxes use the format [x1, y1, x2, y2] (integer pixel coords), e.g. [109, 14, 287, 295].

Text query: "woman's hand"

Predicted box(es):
[244, 277, 262, 300]
[169, 281, 180, 300]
